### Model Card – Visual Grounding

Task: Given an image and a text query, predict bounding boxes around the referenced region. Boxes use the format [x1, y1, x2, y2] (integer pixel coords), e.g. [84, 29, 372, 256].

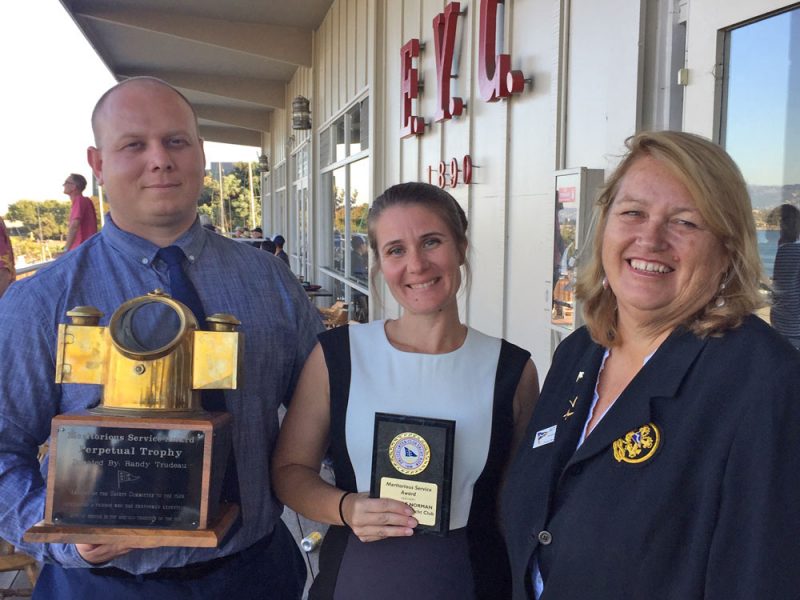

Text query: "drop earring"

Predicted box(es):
[602, 276, 609, 290]
[715, 281, 726, 308]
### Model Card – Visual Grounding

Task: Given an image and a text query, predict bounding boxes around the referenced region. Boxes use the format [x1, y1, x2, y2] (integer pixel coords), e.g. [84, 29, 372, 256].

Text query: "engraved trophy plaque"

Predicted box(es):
[25, 290, 242, 548]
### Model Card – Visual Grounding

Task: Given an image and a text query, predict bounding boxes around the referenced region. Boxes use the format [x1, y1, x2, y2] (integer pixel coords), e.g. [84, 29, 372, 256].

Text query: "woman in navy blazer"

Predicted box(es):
[501, 131, 800, 599]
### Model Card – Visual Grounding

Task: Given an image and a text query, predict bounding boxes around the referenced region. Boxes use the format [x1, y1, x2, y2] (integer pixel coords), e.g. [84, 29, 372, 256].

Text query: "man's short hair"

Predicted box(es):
[70, 174, 88, 192]
[273, 235, 286, 248]
[91, 76, 200, 146]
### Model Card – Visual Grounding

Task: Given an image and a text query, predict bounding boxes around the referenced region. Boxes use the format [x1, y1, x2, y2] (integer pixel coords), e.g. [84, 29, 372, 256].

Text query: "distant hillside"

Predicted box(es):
[748, 184, 800, 209]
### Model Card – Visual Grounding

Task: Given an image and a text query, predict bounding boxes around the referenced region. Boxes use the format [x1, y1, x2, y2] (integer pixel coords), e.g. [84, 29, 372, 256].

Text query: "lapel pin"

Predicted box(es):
[532, 425, 557, 448]
[612, 423, 661, 464]
[562, 409, 575, 420]
[576, 371, 584, 382]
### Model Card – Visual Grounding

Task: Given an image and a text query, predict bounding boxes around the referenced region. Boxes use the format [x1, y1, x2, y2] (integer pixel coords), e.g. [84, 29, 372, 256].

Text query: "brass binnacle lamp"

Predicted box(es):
[55, 290, 242, 413]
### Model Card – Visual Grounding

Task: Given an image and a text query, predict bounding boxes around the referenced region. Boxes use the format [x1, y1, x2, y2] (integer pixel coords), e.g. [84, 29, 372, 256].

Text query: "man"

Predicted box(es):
[0, 77, 322, 599]
[273, 234, 290, 268]
[0, 216, 14, 297]
[63, 173, 98, 251]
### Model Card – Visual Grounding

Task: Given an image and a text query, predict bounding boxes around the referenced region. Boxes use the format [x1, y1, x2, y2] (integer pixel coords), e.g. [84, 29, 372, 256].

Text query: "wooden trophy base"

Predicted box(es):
[25, 503, 239, 548]
[24, 412, 236, 548]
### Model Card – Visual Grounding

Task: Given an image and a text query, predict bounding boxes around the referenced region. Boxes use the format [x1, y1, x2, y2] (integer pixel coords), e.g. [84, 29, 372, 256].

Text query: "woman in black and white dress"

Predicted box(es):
[272, 182, 539, 599]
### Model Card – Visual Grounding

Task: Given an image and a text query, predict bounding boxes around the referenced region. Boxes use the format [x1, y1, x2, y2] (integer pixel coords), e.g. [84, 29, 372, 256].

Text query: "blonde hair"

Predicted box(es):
[576, 131, 765, 346]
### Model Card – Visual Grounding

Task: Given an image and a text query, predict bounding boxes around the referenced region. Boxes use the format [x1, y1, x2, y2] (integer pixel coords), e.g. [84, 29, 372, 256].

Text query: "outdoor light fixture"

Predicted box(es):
[292, 96, 312, 130]
[258, 153, 270, 173]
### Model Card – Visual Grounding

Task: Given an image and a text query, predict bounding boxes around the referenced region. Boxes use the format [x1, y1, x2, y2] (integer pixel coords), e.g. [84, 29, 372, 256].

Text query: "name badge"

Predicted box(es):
[532, 425, 557, 448]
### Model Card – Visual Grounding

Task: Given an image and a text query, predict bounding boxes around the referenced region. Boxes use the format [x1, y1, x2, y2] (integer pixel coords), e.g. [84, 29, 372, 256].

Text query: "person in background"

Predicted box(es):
[501, 131, 800, 599]
[261, 238, 276, 254]
[777, 203, 800, 246]
[273, 234, 290, 268]
[273, 182, 539, 599]
[251, 227, 263, 248]
[0, 216, 15, 297]
[350, 235, 368, 281]
[62, 173, 98, 251]
[0, 77, 322, 599]
[771, 203, 800, 348]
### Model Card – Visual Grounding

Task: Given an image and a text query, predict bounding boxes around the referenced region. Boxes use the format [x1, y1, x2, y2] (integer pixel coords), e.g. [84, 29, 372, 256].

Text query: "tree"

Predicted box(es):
[200, 162, 261, 232]
[6, 199, 70, 240]
[199, 175, 219, 222]
[228, 162, 261, 228]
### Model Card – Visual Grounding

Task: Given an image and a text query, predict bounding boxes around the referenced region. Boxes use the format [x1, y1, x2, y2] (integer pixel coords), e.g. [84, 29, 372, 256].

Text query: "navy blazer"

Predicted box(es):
[501, 315, 800, 600]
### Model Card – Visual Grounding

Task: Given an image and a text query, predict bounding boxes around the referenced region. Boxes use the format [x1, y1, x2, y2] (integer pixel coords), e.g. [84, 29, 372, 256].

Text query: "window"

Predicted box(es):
[721, 6, 800, 281]
[261, 173, 271, 232]
[320, 97, 370, 323]
[291, 145, 311, 279]
[273, 161, 287, 254]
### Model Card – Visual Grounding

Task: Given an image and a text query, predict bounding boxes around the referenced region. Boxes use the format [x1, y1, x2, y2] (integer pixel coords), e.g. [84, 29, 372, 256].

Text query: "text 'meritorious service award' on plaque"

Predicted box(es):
[370, 413, 455, 535]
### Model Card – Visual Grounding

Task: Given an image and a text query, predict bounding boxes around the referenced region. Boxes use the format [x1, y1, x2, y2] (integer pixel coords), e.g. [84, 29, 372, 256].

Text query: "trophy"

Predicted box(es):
[25, 290, 242, 548]
[370, 413, 455, 535]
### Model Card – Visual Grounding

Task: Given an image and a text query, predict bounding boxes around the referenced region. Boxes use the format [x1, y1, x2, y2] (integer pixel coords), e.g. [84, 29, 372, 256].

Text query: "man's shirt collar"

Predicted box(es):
[101, 216, 208, 267]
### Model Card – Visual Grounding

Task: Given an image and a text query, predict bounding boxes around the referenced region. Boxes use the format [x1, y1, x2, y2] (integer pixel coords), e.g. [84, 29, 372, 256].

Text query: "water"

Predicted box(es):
[758, 229, 779, 280]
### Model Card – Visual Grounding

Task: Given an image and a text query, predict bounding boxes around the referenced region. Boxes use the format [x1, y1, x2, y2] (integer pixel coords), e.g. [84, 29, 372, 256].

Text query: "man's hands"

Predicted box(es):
[76, 539, 163, 565]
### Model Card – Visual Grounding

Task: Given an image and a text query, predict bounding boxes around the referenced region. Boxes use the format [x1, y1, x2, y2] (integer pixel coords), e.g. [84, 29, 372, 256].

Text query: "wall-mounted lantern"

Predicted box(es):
[258, 153, 270, 173]
[292, 96, 312, 130]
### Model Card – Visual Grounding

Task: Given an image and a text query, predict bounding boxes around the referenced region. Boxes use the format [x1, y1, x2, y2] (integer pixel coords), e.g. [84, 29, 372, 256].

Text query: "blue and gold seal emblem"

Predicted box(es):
[612, 423, 661, 464]
[389, 432, 431, 475]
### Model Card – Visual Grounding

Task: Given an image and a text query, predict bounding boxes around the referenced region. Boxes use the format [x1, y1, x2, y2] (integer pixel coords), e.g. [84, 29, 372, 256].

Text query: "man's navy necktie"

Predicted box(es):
[157, 245, 207, 335]
[156, 245, 240, 504]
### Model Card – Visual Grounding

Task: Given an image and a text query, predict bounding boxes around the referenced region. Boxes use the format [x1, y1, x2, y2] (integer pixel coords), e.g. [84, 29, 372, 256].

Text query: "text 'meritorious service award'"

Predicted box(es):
[370, 413, 455, 535]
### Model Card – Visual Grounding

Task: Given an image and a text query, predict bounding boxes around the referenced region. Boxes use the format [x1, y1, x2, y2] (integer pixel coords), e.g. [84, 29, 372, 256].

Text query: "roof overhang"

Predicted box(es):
[60, 0, 333, 146]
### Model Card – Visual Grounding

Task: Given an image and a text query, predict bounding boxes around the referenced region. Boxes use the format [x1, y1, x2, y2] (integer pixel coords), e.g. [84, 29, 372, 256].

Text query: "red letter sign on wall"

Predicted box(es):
[478, 0, 525, 102]
[433, 2, 464, 122]
[401, 38, 425, 138]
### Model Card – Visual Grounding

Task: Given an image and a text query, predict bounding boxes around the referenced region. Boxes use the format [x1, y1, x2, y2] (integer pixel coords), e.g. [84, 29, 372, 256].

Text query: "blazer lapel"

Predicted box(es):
[566, 327, 708, 468]
[544, 342, 606, 496]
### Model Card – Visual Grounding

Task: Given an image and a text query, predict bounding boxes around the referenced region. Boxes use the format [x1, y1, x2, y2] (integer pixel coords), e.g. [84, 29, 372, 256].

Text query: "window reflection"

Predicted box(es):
[349, 159, 370, 286]
[723, 6, 800, 280]
[348, 103, 362, 155]
[321, 97, 370, 324]
[551, 191, 577, 328]
[330, 166, 346, 274]
[334, 117, 346, 163]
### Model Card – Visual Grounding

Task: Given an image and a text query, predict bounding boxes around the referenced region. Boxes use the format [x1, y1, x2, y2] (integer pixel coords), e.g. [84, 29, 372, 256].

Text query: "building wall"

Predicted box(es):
[371, 0, 638, 371]
[564, 0, 643, 169]
[505, 0, 566, 372]
[317, 0, 371, 124]
[278, 0, 796, 373]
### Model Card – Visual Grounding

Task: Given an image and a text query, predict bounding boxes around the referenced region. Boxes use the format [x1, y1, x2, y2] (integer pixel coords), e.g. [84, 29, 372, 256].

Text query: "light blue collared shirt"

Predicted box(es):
[0, 217, 323, 573]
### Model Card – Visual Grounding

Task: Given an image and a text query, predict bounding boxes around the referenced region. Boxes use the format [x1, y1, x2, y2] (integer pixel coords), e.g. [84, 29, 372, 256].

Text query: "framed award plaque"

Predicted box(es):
[370, 413, 455, 536]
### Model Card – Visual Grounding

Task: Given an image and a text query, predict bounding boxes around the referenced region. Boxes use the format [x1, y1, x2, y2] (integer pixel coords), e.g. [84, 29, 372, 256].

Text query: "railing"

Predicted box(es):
[16, 260, 56, 279]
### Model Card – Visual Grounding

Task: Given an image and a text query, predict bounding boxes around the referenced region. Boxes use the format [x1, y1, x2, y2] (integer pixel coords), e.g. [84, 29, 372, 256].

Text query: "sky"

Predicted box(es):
[724, 9, 799, 187]
[0, 1, 259, 215]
